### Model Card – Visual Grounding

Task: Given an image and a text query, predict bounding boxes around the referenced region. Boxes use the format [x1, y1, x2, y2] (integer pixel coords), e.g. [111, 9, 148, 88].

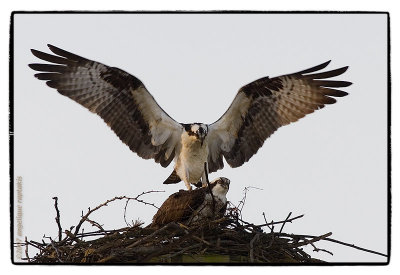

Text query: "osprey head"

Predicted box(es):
[211, 177, 230, 196]
[184, 123, 208, 146]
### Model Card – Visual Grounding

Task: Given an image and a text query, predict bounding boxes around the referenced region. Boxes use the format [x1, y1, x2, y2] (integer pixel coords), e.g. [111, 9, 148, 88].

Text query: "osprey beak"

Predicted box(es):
[200, 136, 205, 147]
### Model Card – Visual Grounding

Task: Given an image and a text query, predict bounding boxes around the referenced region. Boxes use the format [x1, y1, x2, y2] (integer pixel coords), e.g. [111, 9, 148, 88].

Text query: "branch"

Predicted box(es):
[310, 242, 334, 256]
[44, 236, 63, 263]
[126, 222, 182, 249]
[276, 233, 388, 258]
[292, 232, 333, 248]
[324, 236, 387, 257]
[237, 186, 263, 214]
[255, 214, 304, 228]
[123, 199, 131, 227]
[52, 197, 62, 242]
[85, 217, 106, 232]
[204, 162, 215, 213]
[163, 244, 202, 260]
[24, 237, 30, 262]
[73, 191, 163, 236]
[262, 212, 272, 231]
[235, 213, 304, 232]
[64, 230, 83, 244]
[279, 212, 292, 234]
[249, 233, 260, 262]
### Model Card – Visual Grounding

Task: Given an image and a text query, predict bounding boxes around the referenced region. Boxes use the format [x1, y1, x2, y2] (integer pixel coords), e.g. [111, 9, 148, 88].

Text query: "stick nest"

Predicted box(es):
[22, 212, 327, 263]
[17, 191, 387, 264]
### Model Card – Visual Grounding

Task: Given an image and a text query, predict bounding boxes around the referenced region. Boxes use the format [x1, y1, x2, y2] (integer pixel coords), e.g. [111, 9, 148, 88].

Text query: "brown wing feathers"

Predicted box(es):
[209, 61, 351, 170]
[151, 188, 206, 227]
[31, 46, 350, 176]
[29, 45, 177, 167]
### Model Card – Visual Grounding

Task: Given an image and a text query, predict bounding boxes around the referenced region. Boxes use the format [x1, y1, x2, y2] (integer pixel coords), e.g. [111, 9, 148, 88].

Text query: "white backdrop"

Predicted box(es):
[13, 13, 388, 262]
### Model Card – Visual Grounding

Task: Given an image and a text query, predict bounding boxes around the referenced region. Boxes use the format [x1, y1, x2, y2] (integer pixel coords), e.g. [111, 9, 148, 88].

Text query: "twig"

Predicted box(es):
[322, 237, 388, 257]
[270, 220, 275, 233]
[262, 212, 272, 231]
[44, 237, 63, 263]
[191, 235, 212, 246]
[85, 218, 106, 232]
[279, 212, 292, 234]
[20, 240, 43, 250]
[52, 197, 62, 242]
[292, 232, 332, 248]
[266, 229, 275, 249]
[237, 186, 263, 214]
[235, 213, 304, 232]
[73, 191, 163, 236]
[126, 222, 182, 249]
[249, 233, 260, 262]
[164, 244, 202, 259]
[123, 191, 163, 227]
[275, 232, 387, 257]
[24, 237, 30, 262]
[123, 199, 131, 227]
[204, 162, 216, 213]
[64, 230, 83, 244]
[322, 236, 386, 257]
[256, 214, 304, 228]
[236, 218, 262, 233]
[310, 242, 334, 256]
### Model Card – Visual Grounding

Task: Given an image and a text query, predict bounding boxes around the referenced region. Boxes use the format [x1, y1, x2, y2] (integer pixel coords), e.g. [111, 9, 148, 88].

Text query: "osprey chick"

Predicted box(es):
[151, 177, 230, 228]
[30, 45, 351, 190]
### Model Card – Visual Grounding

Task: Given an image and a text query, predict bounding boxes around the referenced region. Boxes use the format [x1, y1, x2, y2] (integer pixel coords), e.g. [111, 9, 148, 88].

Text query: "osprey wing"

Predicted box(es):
[30, 45, 182, 167]
[207, 61, 351, 172]
[151, 188, 206, 227]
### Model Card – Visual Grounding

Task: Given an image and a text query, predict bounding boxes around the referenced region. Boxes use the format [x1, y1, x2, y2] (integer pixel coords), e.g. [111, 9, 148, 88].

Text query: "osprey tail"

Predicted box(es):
[163, 170, 181, 185]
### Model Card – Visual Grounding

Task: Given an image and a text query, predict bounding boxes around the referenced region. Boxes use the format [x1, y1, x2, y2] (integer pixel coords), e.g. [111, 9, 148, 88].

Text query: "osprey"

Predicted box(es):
[30, 45, 351, 190]
[151, 177, 230, 228]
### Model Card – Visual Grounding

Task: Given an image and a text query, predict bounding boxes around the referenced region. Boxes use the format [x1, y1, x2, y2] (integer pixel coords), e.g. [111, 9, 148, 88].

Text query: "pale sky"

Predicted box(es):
[13, 13, 388, 263]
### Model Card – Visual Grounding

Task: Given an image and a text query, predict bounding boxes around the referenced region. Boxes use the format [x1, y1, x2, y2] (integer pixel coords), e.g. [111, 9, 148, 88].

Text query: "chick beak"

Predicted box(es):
[200, 136, 205, 146]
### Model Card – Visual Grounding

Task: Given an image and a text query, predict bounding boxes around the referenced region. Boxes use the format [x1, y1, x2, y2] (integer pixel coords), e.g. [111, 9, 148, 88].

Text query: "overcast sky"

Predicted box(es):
[13, 13, 388, 263]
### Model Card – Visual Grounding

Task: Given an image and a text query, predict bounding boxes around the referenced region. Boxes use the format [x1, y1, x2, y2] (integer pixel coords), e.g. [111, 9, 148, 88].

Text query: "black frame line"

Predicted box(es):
[9, 10, 391, 266]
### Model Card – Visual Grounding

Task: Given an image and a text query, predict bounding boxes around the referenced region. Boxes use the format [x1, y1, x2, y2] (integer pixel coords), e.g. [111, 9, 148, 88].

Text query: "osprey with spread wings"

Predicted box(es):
[30, 45, 351, 190]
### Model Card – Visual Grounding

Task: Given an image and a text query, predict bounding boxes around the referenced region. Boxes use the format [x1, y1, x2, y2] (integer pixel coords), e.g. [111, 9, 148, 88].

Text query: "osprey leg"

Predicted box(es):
[201, 162, 209, 187]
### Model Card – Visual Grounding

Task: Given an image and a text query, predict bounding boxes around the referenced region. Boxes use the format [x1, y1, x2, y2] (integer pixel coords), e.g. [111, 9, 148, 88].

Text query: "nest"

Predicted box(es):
[22, 210, 328, 263]
[16, 193, 387, 264]
[24, 219, 327, 263]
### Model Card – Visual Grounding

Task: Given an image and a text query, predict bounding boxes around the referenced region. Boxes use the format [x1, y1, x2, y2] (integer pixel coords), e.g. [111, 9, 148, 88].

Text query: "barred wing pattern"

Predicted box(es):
[151, 188, 206, 227]
[29, 45, 182, 167]
[207, 61, 351, 172]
